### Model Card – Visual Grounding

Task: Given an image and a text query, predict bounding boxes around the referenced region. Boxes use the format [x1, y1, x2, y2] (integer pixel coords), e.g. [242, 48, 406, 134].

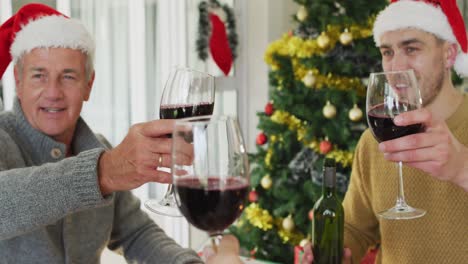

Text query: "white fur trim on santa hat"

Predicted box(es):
[373, 1, 457, 46]
[10, 15, 94, 63]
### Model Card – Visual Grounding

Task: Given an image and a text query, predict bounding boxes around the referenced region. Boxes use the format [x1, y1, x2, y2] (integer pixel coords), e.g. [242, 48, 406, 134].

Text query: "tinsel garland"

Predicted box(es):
[266, 110, 354, 168]
[245, 203, 274, 231]
[196, 0, 238, 61]
[244, 203, 305, 245]
[265, 18, 373, 94]
[270, 60, 366, 94]
[275, 218, 304, 245]
[292, 65, 366, 95]
[265, 17, 374, 63]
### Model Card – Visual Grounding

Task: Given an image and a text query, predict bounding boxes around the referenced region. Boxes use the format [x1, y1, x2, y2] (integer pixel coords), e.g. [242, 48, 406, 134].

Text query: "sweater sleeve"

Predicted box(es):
[108, 191, 202, 264]
[0, 144, 112, 240]
[343, 131, 380, 263]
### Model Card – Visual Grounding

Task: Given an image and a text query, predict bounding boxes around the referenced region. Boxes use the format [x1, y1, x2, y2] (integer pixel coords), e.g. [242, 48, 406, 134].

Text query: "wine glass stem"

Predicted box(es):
[208, 232, 223, 253]
[211, 237, 218, 253]
[396, 161, 408, 208]
[160, 184, 175, 206]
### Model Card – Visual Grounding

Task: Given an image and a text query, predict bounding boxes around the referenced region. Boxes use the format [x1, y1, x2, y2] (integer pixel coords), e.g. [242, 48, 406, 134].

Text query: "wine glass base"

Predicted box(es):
[378, 206, 426, 220]
[144, 199, 183, 217]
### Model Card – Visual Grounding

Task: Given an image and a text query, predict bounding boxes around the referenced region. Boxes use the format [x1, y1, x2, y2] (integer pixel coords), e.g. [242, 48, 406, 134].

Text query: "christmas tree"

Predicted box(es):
[230, 0, 387, 262]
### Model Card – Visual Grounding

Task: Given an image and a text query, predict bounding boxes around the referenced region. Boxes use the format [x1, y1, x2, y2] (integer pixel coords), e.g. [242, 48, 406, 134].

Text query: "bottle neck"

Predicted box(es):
[322, 166, 336, 197]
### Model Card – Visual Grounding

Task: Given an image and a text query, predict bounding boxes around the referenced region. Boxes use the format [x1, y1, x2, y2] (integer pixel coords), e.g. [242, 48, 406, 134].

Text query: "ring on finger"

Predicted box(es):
[157, 154, 163, 167]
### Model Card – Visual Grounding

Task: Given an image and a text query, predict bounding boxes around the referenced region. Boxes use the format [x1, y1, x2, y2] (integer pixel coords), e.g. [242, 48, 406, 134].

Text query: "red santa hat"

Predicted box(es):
[373, 0, 468, 77]
[0, 3, 94, 79]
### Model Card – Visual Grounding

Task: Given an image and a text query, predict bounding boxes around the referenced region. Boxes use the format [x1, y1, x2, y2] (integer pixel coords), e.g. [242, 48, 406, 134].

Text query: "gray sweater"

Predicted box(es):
[0, 99, 202, 264]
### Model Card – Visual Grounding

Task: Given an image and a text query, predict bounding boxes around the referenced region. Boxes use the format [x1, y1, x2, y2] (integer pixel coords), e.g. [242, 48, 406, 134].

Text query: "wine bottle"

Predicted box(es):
[312, 158, 344, 264]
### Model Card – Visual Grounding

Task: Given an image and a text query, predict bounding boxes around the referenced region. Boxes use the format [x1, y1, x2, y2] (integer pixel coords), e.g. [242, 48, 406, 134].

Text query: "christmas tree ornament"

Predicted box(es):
[308, 209, 314, 220]
[265, 101, 275, 116]
[282, 215, 295, 231]
[299, 238, 310, 247]
[322, 101, 337, 119]
[296, 6, 308, 22]
[250, 247, 257, 257]
[319, 139, 333, 154]
[302, 71, 316, 87]
[260, 174, 273, 189]
[248, 189, 259, 202]
[348, 104, 363, 122]
[256, 132, 267, 145]
[317, 32, 331, 48]
[339, 29, 353, 45]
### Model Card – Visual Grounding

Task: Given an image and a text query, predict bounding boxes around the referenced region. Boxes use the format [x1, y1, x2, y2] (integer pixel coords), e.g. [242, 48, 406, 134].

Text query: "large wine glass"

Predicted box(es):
[172, 115, 249, 252]
[366, 69, 426, 220]
[144, 67, 215, 217]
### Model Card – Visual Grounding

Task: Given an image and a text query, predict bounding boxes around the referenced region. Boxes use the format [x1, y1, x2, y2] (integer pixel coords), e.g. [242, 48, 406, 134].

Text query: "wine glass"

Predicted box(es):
[144, 67, 215, 217]
[172, 115, 250, 251]
[366, 69, 426, 220]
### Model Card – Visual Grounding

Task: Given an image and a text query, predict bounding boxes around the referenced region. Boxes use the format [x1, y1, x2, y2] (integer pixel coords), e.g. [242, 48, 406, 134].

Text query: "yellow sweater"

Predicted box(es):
[343, 95, 468, 264]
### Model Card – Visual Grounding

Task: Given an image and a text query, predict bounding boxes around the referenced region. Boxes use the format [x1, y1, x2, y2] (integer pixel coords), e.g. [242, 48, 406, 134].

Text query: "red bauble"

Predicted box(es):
[308, 209, 314, 221]
[265, 102, 274, 116]
[256, 133, 267, 145]
[319, 140, 333, 154]
[249, 190, 258, 202]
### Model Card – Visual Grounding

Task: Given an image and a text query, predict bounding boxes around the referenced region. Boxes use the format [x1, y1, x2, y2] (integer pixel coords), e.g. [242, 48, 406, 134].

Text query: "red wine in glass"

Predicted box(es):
[160, 102, 215, 119]
[175, 177, 248, 232]
[366, 69, 426, 220]
[145, 67, 215, 217]
[173, 115, 250, 252]
[367, 104, 424, 143]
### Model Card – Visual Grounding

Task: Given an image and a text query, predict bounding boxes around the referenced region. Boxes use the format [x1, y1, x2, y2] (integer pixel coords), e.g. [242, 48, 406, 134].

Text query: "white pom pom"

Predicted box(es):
[454, 52, 468, 77]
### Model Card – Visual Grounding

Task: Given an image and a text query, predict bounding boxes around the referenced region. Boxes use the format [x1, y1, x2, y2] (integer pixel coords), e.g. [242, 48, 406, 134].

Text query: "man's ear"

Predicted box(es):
[84, 70, 95, 101]
[445, 43, 458, 69]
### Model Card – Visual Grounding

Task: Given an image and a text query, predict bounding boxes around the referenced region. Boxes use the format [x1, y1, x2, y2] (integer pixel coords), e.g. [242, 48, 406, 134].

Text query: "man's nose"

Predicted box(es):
[42, 80, 64, 99]
[389, 53, 409, 71]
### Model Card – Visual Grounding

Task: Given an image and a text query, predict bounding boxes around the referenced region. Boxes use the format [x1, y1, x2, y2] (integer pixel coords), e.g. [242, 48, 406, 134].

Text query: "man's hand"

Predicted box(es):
[97, 119, 181, 195]
[302, 243, 352, 264]
[378, 109, 468, 191]
[205, 235, 243, 264]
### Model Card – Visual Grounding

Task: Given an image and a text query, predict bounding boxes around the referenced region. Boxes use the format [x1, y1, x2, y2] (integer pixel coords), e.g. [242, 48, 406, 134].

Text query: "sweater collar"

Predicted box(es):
[445, 93, 468, 131]
[13, 97, 102, 164]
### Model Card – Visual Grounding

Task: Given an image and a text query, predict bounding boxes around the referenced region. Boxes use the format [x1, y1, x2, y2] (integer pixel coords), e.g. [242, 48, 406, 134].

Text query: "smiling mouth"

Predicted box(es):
[41, 107, 65, 113]
[394, 83, 408, 90]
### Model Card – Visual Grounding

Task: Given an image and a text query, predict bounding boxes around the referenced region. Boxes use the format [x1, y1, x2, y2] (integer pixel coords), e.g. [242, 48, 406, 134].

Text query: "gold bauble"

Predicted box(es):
[317, 32, 330, 48]
[260, 174, 273, 190]
[282, 215, 295, 231]
[322, 101, 337, 119]
[299, 238, 310, 247]
[339, 29, 353, 45]
[348, 104, 363, 122]
[302, 71, 316, 87]
[296, 6, 308, 22]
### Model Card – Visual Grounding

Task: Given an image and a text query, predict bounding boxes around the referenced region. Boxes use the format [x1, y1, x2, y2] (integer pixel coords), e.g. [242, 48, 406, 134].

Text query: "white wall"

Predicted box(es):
[236, 0, 297, 151]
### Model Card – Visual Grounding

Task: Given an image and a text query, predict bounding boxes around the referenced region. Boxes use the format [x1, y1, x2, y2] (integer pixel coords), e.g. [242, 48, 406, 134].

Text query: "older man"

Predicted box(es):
[0, 3, 241, 264]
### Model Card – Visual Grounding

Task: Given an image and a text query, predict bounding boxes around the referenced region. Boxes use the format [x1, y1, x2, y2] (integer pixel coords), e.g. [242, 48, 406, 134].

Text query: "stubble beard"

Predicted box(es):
[421, 67, 444, 106]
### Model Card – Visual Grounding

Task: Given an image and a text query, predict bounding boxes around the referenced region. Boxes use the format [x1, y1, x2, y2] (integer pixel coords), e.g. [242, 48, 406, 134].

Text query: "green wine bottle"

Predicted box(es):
[312, 158, 344, 264]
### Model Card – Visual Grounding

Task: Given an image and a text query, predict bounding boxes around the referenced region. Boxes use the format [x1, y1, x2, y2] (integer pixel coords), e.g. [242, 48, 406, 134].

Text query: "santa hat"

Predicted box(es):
[373, 0, 468, 77]
[0, 3, 94, 79]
